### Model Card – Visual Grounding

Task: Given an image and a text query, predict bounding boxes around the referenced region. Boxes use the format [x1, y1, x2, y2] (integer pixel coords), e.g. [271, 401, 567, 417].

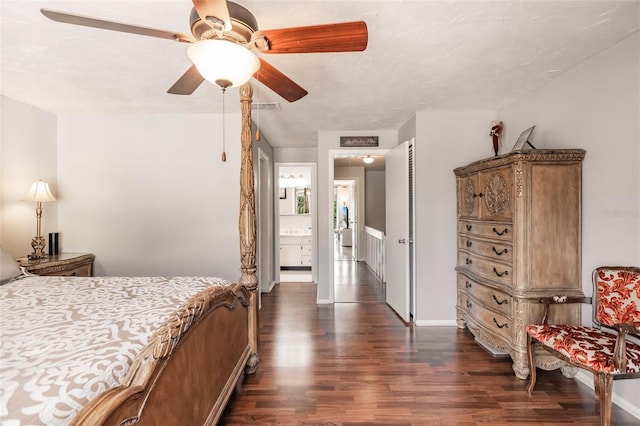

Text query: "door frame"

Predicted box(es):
[333, 179, 357, 259]
[274, 162, 317, 284]
[327, 148, 389, 303]
[256, 147, 274, 300]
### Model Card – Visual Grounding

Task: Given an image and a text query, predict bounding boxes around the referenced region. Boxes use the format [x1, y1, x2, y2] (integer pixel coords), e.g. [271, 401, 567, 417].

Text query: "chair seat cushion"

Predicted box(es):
[527, 324, 640, 374]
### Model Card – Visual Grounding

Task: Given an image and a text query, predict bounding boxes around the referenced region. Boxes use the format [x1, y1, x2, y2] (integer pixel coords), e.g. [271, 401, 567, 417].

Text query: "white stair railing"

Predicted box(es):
[364, 226, 385, 281]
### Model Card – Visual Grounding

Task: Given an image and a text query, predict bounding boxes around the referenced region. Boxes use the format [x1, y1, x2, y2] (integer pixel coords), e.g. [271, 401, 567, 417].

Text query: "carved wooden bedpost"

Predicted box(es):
[239, 83, 259, 374]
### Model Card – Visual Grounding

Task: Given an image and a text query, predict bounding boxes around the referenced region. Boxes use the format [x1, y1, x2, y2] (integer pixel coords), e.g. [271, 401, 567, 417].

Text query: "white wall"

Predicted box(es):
[413, 111, 497, 324]
[0, 96, 58, 257]
[274, 147, 318, 163]
[365, 170, 385, 232]
[56, 112, 243, 281]
[498, 33, 640, 415]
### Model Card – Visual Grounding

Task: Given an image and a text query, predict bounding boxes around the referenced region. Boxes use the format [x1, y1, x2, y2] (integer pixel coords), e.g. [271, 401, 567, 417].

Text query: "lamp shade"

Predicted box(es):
[23, 180, 57, 202]
[363, 156, 374, 164]
[188, 40, 260, 89]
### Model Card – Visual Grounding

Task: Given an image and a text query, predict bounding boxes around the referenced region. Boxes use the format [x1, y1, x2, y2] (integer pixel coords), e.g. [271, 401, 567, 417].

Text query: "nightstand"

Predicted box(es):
[17, 253, 95, 277]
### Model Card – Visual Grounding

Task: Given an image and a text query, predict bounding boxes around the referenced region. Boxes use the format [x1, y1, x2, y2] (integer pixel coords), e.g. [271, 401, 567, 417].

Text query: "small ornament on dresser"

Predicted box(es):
[489, 121, 503, 157]
[48, 232, 59, 256]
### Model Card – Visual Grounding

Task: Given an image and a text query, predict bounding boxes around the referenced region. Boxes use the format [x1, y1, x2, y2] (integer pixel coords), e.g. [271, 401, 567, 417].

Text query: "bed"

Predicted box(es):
[0, 84, 259, 425]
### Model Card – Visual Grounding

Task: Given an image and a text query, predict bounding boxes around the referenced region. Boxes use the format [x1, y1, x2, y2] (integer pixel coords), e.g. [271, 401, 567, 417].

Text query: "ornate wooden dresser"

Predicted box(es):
[454, 149, 586, 379]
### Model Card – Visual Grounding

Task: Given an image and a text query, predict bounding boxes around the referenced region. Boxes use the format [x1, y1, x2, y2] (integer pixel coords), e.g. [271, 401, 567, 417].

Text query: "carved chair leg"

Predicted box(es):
[595, 374, 613, 426]
[526, 334, 537, 396]
[593, 374, 601, 401]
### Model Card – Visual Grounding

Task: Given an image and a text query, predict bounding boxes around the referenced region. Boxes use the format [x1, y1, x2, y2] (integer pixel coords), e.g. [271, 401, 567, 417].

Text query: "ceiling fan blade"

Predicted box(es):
[254, 58, 308, 102]
[192, 0, 232, 32]
[254, 21, 368, 54]
[40, 9, 194, 43]
[167, 65, 205, 95]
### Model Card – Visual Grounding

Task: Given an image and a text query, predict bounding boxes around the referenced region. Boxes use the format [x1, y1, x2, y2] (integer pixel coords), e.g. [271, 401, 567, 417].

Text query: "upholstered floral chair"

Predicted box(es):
[526, 266, 640, 426]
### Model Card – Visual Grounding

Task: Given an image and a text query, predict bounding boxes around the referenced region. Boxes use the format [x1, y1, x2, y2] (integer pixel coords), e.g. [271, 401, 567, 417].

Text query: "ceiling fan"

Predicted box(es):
[40, 0, 368, 102]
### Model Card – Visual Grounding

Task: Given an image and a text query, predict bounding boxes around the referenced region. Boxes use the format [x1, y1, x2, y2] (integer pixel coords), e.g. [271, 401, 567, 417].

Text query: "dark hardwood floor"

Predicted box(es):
[221, 249, 638, 425]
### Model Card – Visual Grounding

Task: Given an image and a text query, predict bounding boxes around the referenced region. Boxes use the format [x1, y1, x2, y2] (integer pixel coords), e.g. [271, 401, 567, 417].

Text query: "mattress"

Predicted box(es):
[0, 275, 230, 425]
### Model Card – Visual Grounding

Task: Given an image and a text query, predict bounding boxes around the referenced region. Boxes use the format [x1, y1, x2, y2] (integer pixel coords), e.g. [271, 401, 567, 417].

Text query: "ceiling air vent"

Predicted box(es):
[252, 102, 281, 110]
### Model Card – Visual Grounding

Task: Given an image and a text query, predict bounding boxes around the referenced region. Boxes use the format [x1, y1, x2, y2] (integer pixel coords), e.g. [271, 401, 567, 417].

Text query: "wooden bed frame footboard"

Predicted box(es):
[71, 283, 252, 426]
[71, 84, 260, 425]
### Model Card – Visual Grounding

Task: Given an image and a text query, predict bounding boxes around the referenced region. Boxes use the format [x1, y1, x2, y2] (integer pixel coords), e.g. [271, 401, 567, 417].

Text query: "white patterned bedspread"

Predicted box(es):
[0, 275, 230, 426]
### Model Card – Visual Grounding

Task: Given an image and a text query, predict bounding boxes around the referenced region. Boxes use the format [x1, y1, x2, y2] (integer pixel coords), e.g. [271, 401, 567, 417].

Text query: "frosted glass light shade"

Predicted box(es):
[188, 40, 260, 88]
[23, 180, 57, 202]
[363, 156, 374, 164]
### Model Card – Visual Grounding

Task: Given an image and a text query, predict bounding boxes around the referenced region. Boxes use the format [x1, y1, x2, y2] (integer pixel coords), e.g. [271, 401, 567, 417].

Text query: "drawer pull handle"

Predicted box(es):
[466, 300, 473, 308]
[493, 318, 509, 329]
[493, 227, 509, 236]
[492, 247, 508, 255]
[465, 281, 472, 289]
[466, 258, 473, 265]
[466, 240, 472, 248]
[493, 267, 508, 277]
[492, 295, 508, 305]
[478, 192, 484, 198]
[466, 224, 472, 231]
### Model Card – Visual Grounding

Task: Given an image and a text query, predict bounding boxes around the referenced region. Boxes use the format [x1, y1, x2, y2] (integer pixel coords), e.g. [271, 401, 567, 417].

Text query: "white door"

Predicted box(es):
[385, 141, 410, 322]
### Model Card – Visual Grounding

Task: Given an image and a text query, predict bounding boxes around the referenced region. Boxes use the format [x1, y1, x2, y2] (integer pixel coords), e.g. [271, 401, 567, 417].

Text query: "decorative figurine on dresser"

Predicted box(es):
[454, 149, 586, 379]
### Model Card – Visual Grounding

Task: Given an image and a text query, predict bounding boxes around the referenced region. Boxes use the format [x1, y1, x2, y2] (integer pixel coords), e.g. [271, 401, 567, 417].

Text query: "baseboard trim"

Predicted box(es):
[414, 320, 458, 327]
[574, 371, 640, 421]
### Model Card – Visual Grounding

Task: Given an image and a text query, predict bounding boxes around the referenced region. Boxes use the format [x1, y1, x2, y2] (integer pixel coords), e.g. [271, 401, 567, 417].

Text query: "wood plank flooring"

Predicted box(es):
[221, 258, 638, 425]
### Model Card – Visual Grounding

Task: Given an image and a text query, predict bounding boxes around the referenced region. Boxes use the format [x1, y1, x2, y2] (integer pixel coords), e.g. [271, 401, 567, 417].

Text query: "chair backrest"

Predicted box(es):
[592, 266, 640, 331]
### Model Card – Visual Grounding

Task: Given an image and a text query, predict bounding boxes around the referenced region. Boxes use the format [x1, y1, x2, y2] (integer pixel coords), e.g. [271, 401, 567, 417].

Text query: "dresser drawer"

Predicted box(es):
[458, 235, 512, 263]
[458, 252, 512, 286]
[41, 263, 92, 277]
[458, 221, 512, 242]
[462, 292, 512, 341]
[459, 274, 511, 317]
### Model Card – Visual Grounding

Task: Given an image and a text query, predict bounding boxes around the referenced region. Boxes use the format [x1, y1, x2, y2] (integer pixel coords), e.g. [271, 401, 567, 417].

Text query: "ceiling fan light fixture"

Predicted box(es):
[363, 156, 374, 164]
[188, 39, 260, 89]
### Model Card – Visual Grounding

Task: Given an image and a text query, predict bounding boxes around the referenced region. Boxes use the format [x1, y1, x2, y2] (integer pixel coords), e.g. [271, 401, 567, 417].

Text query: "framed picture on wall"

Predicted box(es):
[279, 188, 287, 199]
[340, 136, 379, 147]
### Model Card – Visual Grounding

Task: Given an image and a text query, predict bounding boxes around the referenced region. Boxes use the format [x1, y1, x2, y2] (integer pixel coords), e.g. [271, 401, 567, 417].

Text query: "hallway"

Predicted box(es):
[334, 237, 386, 304]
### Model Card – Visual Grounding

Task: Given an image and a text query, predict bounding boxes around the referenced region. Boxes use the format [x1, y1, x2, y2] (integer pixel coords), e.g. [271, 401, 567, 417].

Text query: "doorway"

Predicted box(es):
[275, 163, 316, 284]
[331, 151, 387, 303]
[333, 179, 356, 261]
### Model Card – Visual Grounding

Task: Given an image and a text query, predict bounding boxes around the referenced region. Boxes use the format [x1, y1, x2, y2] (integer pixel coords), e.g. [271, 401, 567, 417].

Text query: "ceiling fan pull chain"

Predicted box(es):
[221, 87, 227, 162]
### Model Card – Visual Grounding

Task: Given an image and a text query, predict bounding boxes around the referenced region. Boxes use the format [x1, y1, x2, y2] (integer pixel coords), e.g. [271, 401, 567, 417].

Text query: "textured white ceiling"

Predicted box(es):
[1, 1, 638, 147]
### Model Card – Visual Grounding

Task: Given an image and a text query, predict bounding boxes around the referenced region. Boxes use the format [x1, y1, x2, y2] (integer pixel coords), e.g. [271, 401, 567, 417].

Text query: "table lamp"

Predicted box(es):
[23, 180, 57, 260]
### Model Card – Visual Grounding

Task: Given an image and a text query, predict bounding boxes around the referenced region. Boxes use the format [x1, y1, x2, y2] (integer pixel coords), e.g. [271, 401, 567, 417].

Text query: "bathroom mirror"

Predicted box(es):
[295, 187, 311, 215]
